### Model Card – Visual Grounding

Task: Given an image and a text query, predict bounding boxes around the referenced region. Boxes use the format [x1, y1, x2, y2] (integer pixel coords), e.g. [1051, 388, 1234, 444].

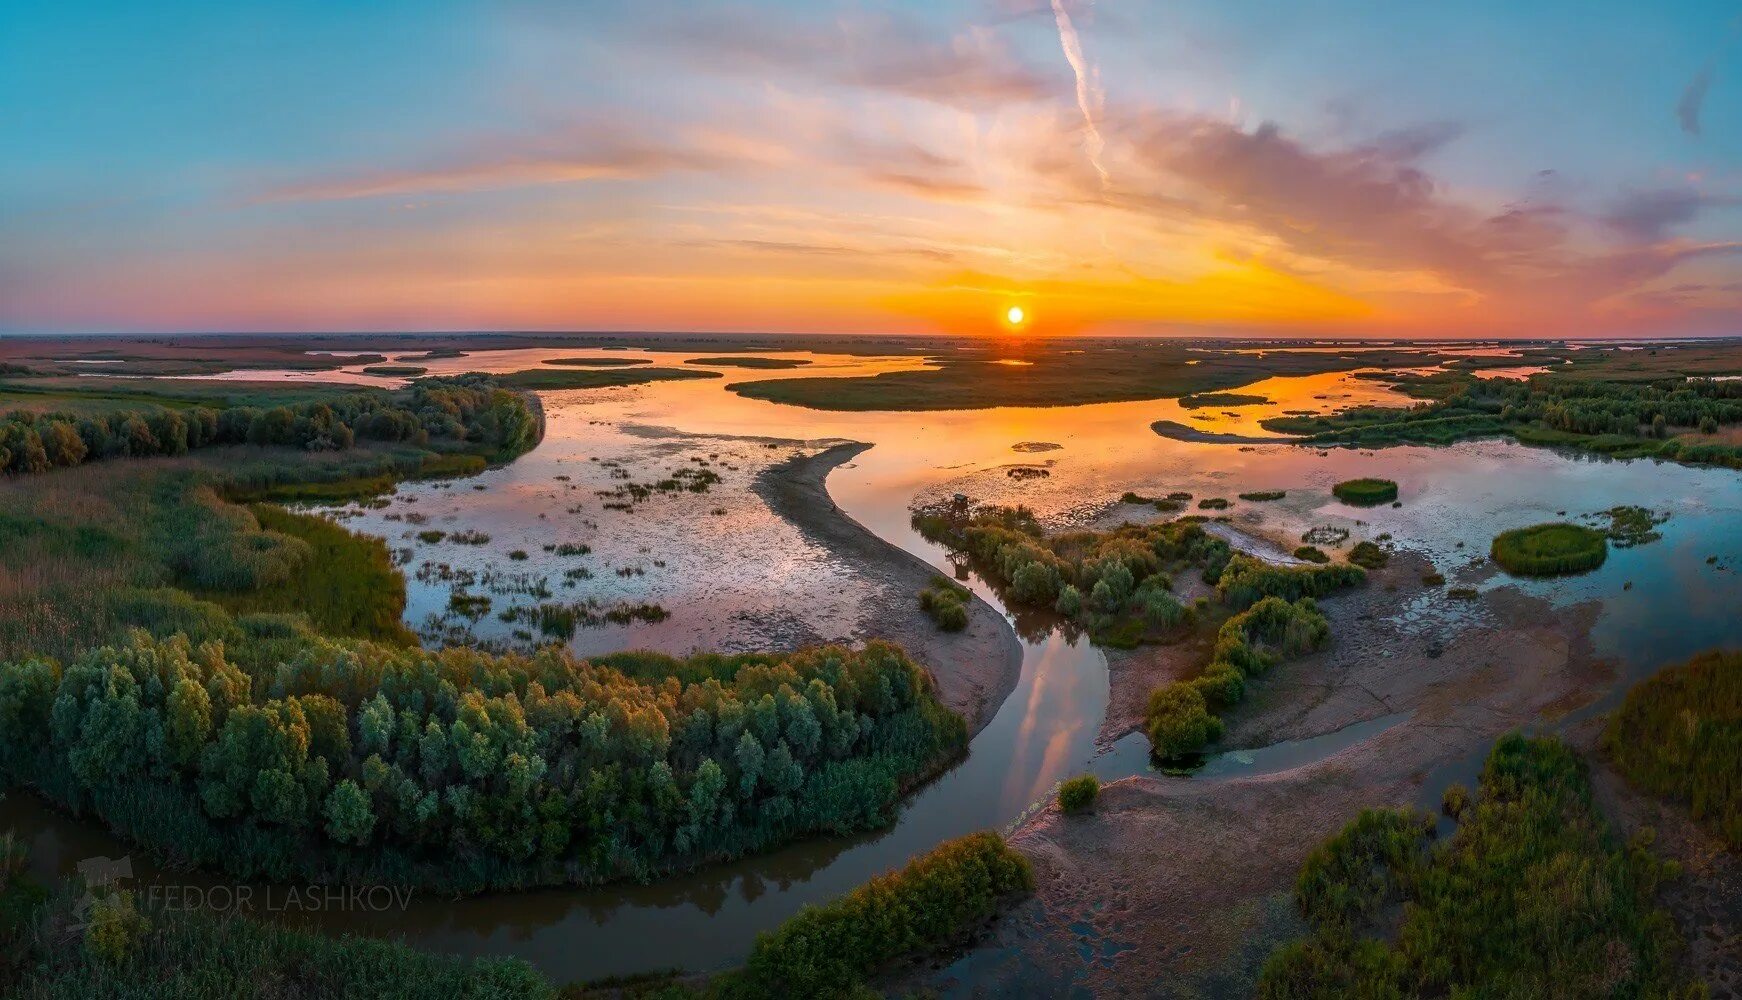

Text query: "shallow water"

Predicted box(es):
[15, 344, 1742, 982]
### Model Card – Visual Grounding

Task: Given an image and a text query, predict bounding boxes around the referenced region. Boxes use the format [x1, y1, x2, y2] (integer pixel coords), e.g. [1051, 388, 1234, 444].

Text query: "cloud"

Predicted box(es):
[1603, 187, 1734, 242]
[1678, 65, 1714, 135]
[256, 123, 739, 202]
[1049, 0, 1108, 187]
[649, 7, 1062, 110]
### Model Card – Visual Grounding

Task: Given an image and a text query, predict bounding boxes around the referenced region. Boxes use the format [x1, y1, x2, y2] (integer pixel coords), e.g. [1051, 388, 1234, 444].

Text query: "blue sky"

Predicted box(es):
[3, 0, 1740, 336]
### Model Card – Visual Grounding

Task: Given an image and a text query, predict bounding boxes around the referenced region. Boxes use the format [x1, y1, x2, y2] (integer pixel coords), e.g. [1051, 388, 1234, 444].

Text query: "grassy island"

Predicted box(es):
[360, 364, 428, 377]
[1490, 522, 1608, 575]
[685, 356, 812, 369]
[1330, 477, 1398, 505]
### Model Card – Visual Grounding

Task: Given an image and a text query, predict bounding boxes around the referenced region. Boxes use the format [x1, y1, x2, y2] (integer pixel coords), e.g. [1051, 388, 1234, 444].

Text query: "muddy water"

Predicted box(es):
[16, 346, 1742, 983]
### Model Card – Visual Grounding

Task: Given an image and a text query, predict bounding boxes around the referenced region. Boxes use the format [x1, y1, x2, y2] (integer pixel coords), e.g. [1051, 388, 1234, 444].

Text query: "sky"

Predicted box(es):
[3, 1, 1742, 339]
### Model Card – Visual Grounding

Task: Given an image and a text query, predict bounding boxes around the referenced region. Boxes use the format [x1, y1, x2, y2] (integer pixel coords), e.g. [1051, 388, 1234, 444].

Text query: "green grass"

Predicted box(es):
[1603, 649, 1741, 849]
[1489, 522, 1607, 576]
[918, 575, 970, 631]
[1238, 490, 1286, 501]
[1346, 541, 1389, 569]
[1330, 477, 1398, 506]
[359, 364, 427, 376]
[200, 504, 417, 645]
[494, 367, 717, 390]
[1259, 734, 1694, 998]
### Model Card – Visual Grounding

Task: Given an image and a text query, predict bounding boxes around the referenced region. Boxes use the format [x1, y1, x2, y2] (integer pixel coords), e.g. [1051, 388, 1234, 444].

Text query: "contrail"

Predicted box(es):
[1050, 0, 1108, 188]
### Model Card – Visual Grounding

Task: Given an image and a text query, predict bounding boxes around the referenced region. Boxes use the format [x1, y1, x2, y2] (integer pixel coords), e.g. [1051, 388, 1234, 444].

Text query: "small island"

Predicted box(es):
[1490, 522, 1608, 575]
[1178, 391, 1273, 409]
[685, 356, 812, 369]
[1332, 477, 1399, 506]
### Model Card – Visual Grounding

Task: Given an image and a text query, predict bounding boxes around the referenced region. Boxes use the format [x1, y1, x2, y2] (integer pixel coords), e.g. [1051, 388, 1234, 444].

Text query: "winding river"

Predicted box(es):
[9, 346, 1742, 982]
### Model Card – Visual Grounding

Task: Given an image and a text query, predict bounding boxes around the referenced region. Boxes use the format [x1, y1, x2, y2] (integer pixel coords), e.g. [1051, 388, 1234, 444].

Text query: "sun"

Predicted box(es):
[1005, 305, 1027, 327]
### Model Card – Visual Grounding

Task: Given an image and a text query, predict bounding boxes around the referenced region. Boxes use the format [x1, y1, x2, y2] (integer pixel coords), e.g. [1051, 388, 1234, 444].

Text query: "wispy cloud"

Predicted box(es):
[1049, 0, 1108, 187]
[255, 123, 743, 203]
[650, 7, 1061, 110]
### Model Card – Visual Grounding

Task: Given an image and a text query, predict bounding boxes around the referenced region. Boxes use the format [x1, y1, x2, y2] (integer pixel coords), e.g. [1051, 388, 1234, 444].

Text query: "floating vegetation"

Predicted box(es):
[498, 599, 672, 639]
[1589, 504, 1669, 547]
[1301, 525, 1350, 546]
[1332, 477, 1399, 506]
[447, 591, 491, 617]
[1347, 540, 1389, 569]
[1490, 523, 1607, 576]
[1238, 490, 1286, 502]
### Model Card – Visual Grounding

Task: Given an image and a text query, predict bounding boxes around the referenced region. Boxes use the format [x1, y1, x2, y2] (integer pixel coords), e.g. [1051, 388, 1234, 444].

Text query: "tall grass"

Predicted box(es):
[1603, 649, 1741, 849]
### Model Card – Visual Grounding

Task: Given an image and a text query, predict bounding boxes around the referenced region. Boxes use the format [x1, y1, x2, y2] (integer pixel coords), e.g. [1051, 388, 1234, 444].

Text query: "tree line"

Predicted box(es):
[0, 374, 540, 475]
[0, 633, 965, 892]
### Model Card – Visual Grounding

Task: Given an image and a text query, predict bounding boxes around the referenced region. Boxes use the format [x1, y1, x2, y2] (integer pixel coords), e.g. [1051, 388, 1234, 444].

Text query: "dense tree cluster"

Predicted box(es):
[0, 375, 539, 475]
[1259, 735, 1693, 997]
[0, 633, 964, 891]
[914, 504, 1231, 646]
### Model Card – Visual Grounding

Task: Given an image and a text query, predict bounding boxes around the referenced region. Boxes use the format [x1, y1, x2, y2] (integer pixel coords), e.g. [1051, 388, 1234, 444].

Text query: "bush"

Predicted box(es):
[1145, 684, 1223, 760]
[919, 576, 971, 632]
[1198, 497, 1230, 510]
[1489, 522, 1607, 576]
[1346, 540, 1388, 569]
[1603, 649, 1741, 849]
[1331, 478, 1398, 506]
[734, 832, 1033, 998]
[1238, 490, 1286, 502]
[1057, 774, 1099, 814]
[1293, 545, 1330, 563]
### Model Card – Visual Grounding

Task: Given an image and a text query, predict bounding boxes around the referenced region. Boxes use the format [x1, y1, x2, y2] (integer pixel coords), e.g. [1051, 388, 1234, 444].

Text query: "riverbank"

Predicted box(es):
[755, 442, 1023, 735]
[921, 546, 1623, 996]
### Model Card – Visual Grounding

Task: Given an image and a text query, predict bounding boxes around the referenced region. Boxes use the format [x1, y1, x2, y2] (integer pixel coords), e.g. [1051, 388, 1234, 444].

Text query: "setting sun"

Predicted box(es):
[1005, 305, 1026, 327]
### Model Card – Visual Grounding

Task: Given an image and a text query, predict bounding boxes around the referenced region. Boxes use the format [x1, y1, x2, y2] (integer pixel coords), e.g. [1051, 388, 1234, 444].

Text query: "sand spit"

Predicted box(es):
[756, 442, 1023, 736]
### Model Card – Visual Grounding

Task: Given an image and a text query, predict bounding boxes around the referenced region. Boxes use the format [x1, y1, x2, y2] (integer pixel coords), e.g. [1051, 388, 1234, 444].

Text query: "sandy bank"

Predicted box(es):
[919, 549, 1619, 997]
[1150, 419, 1303, 445]
[755, 442, 1023, 736]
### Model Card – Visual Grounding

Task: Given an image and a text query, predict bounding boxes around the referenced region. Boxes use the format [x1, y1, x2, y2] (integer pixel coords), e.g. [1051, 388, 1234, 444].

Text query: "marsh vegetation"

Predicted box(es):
[1489, 522, 1608, 576]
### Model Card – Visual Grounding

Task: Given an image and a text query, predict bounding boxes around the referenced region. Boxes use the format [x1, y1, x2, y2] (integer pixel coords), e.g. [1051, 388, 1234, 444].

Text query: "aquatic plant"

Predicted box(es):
[1331, 477, 1398, 506]
[1238, 490, 1286, 501]
[1197, 497, 1230, 510]
[1489, 522, 1607, 575]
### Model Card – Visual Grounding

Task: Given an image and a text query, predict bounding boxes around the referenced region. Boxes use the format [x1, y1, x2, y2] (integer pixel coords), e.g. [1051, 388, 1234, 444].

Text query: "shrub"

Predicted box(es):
[1239, 490, 1286, 502]
[1293, 545, 1330, 563]
[1259, 735, 1692, 998]
[919, 576, 971, 632]
[1489, 522, 1607, 576]
[1347, 540, 1389, 569]
[1331, 478, 1398, 506]
[1198, 497, 1230, 510]
[1057, 774, 1100, 814]
[735, 832, 1033, 998]
[1145, 684, 1223, 760]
